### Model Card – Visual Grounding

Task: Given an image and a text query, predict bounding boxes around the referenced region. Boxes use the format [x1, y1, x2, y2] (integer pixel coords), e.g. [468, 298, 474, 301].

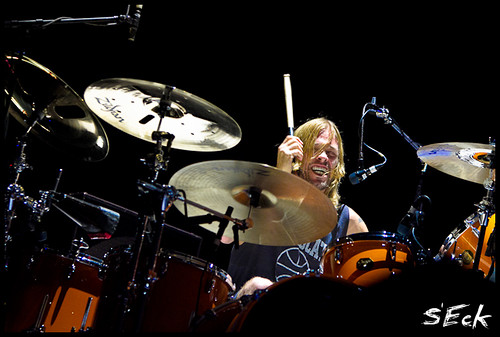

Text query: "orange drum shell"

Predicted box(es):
[442, 213, 495, 275]
[140, 252, 233, 332]
[5, 251, 104, 332]
[321, 239, 414, 287]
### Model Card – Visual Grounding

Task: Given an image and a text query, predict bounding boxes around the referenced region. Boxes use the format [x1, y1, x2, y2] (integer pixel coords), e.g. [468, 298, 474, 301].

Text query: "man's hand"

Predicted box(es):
[276, 135, 303, 172]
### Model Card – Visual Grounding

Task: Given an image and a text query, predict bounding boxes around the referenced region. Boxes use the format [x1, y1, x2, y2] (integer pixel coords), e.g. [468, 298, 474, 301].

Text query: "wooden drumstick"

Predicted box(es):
[283, 74, 294, 136]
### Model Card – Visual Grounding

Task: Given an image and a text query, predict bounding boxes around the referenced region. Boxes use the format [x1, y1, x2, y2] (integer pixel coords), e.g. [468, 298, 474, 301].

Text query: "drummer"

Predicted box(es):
[223, 117, 369, 298]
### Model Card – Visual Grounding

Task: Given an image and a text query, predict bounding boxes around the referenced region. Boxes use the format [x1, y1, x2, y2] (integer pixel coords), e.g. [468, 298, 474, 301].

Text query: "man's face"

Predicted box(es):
[304, 129, 339, 191]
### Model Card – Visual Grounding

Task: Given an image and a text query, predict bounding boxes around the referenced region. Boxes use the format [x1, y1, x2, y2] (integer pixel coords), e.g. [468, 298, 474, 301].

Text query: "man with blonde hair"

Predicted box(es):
[226, 117, 368, 297]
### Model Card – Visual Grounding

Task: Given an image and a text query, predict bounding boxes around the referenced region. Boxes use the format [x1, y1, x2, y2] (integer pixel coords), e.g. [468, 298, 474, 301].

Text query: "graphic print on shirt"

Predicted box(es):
[275, 247, 309, 281]
[274, 238, 328, 281]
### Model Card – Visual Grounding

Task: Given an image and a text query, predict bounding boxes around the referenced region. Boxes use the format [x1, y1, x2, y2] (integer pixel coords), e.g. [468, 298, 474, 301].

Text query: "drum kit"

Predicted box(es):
[2, 53, 495, 333]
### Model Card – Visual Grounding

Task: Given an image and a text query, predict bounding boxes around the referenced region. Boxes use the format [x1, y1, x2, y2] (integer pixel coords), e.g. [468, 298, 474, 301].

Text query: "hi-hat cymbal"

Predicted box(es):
[84, 78, 242, 152]
[417, 142, 494, 184]
[169, 160, 337, 246]
[5, 54, 109, 162]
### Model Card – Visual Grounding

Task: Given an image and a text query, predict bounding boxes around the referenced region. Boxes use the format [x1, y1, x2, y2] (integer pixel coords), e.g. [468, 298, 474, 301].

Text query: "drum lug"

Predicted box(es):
[205, 278, 216, 294]
[334, 246, 342, 264]
[356, 258, 374, 271]
[390, 243, 397, 261]
[68, 262, 76, 279]
[460, 250, 474, 265]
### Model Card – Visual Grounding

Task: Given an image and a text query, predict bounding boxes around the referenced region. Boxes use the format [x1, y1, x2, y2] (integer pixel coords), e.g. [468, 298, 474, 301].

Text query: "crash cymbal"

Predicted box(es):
[417, 142, 494, 184]
[5, 54, 109, 162]
[84, 78, 242, 152]
[169, 160, 337, 246]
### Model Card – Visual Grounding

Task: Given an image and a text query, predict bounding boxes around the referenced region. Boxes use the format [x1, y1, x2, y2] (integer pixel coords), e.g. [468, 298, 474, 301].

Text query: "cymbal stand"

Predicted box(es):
[143, 85, 175, 182]
[472, 139, 495, 275]
[137, 181, 252, 238]
[3, 111, 62, 270]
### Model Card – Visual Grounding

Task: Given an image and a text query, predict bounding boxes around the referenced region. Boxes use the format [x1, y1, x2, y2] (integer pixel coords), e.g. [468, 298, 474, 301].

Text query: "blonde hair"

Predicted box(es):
[292, 117, 345, 208]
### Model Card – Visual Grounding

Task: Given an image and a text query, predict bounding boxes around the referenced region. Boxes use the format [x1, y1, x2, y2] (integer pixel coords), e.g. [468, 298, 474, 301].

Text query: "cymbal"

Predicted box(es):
[5, 54, 109, 162]
[84, 78, 242, 152]
[169, 160, 338, 246]
[417, 142, 494, 184]
[54, 193, 120, 235]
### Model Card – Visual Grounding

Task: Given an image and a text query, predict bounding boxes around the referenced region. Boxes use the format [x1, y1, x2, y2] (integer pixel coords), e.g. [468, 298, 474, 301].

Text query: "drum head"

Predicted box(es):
[230, 275, 364, 332]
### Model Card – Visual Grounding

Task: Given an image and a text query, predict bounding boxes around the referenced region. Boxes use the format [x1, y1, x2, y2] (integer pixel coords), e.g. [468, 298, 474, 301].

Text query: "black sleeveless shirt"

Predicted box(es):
[227, 204, 350, 290]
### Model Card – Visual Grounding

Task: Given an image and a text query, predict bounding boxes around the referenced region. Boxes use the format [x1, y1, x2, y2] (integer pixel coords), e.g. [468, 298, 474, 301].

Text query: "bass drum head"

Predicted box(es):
[229, 274, 364, 333]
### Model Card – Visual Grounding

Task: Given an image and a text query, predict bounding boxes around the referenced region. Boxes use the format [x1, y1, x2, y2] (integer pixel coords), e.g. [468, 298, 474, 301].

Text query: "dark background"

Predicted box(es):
[2, 2, 498, 333]
[3, 2, 495, 267]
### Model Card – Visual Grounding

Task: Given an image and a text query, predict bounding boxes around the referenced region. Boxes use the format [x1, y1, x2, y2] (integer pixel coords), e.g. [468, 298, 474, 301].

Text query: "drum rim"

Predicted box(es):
[160, 249, 233, 286]
[38, 247, 106, 269]
[335, 231, 411, 245]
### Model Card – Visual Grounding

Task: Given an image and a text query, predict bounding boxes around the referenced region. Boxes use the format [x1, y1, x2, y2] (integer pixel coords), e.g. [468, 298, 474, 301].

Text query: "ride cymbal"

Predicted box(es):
[5, 54, 109, 162]
[169, 160, 337, 246]
[84, 78, 241, 152]
[417, 142, 494, 184]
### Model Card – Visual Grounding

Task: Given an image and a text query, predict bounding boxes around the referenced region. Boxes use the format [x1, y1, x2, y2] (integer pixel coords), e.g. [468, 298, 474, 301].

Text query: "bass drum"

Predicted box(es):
[436, 212, 495, 276]
[227, 274, 364, 333]
[321, 231, 414, 287]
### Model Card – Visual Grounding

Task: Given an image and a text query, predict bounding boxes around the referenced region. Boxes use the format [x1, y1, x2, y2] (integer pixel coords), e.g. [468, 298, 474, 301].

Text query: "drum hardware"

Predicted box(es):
[123, 182, 242, 332]
[356, 258, 374, 271]
[4, 136, 63, 270]
[350, 97, 388, 185]
[4, 110, 45, 236]
[69, 237, 90, 278]
[77, 297, 94, 332]
[4, 5, 139, 30]
[34, 294, 50, 332]
[321, 231, 415, 287]
[334, 246, 342, 264]
[420, 138, 495, 277]
[471, 140, 495, 274]
[361, 99, 434, 263]
[140, 84, 176, 182]
[50, 192, 121, 237]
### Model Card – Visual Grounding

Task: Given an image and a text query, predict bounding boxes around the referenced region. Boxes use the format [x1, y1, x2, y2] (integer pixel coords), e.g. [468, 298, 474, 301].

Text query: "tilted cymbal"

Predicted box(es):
[169, 160, 337, 246]
[417, 142, 494, 184]
[84, 78, 242, 152]
[5, 54, 109, 162]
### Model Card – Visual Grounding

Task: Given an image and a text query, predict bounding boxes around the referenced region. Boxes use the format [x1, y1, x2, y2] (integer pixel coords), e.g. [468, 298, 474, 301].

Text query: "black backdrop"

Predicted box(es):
[2, 2, 497, 333]
[3, 2, 495, 254]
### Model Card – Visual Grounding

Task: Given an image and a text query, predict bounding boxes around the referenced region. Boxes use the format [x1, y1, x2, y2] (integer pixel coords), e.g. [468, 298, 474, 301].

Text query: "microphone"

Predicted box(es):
[128, 4, 143, 42]
[348, 164, 382, 185]
[366, 105, 389, 119]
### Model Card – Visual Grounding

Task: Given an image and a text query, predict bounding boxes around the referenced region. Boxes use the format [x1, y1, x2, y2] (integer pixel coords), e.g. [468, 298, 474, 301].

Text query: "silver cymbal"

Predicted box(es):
[84, 78, 241, 152]
[169, 160, 338, 246]
[417, 142, 494, 184]
[5, 54, 109, 162]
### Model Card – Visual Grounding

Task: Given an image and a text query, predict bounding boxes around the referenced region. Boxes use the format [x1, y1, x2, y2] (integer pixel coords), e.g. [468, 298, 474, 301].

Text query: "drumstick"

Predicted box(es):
[283, 74, 294, 136]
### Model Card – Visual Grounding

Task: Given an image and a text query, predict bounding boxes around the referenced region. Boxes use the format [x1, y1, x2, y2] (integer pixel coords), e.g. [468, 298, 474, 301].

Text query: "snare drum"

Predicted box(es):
[5, 249, 105, 332]
[321, 231, 414, 287]
[139, 251, 234, 332]
[436, 212, 495, 276]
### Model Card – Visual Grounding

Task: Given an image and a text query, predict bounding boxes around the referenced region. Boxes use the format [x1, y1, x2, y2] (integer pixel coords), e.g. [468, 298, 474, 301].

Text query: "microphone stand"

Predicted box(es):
[4, 7, 135, 30]
[375, 105, 433, 263]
